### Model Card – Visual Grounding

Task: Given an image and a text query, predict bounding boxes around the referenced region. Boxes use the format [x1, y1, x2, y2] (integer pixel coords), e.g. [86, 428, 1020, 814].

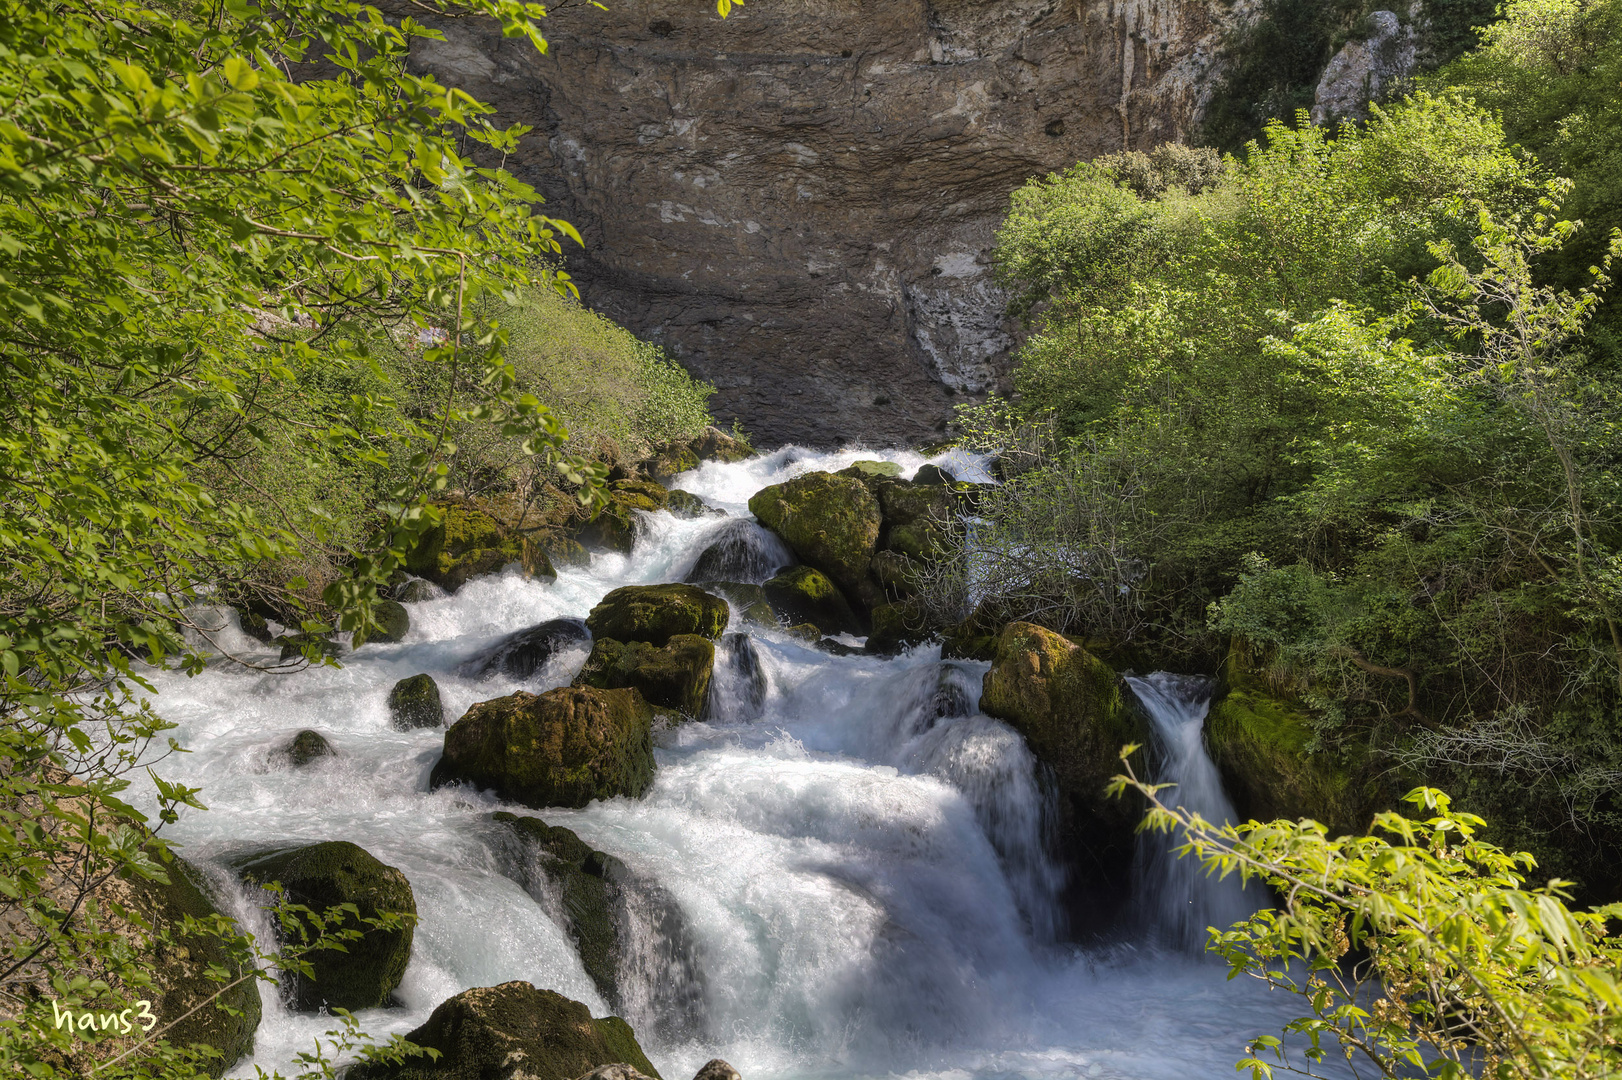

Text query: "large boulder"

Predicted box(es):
[683, 519, 794, 585]
[461, 618, 592, 681]
[490, 813, 630, 1008]
[980, 623, 1148, 870]
[586, 584, 729, 646]
[762, 566, 862, 636]
[748, 472, 881, 603]
[872, 479, 955, 562]
[346, 981, 659, 1080]
[96, 854, 264, 1077]
[388, 674, 444, 730]
[406, 504, 555, 592]
[430, 687, 656, 808]
[235, 841, 415, 1012]
[690, 426, 753, 463]
[866, 600, 935, 655]
[354, 599, 410, 647]
[1206, 655, 1371, 838]
[575, 635, 715, 718]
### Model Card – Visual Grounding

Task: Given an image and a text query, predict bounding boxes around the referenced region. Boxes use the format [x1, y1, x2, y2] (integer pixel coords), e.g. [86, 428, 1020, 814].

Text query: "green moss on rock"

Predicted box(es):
[838, 459, 903, 478]
[980, 622, 1148, 842]
[665, 490, 718, 519]
[430, 686, 656, 808]
[388, 673, 444, 730]
[707, 581, 778, 627]
[346, 981, 660, 1080]
[575, 635, 715, 718]
[406, 504, 554, 591]
[866, 600, 935, 655]
[236, 841, 415, 1012]
[748, 472, 881, 602]
[282, 729, 334, 766]
[490, 814, 629, 1009]
[354, 599, 410, 647]
[762, 566, 862, 636]
[586, 584, 730, 646]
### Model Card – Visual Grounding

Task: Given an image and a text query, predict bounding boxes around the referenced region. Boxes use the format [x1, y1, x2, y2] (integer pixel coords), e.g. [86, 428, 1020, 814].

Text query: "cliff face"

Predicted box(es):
[411, 0, 1243, 446]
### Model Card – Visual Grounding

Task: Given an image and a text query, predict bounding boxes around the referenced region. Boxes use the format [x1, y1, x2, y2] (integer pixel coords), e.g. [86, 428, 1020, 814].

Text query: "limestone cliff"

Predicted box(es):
[409, 0, 1246, 445]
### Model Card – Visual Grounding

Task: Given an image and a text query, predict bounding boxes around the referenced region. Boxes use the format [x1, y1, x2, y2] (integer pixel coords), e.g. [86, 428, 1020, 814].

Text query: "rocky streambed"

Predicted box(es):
[131, 442, 1345, 1080]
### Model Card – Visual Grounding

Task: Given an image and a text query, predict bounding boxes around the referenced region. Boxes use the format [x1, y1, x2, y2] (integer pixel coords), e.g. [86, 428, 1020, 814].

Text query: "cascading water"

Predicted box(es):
[1126, 674, 1257, 954]
[132, 445, 1333, 1080]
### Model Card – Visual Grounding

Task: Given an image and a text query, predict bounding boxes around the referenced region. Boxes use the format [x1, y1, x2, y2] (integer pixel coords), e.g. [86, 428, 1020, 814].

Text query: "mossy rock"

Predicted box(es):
[393, 577, 443, 603]
[748, 471, 881, 602]
[870, 550, 921, 599]
[430, 686, 656, 809]
[354, 599, 410, 647]
[980, 622, 1149, 858]
[346, 981, 659, 1080]
[838, 459, 902, 479]
[100, 854, 263, 1076]
[586, 584, 729, 646]
[278, 634, 341, 664]
[913, 463, 956, 485]
[648, 444, 701, 482]
[707, 581, 778, 627]
[574, 485, 666, 554]
[546, 535, 593, 569]
[236, 841, 415, 1012]
[406, 504, 555, 591]
[460, 618, 592, 681]
[281, 729, 334, 766]
[866, 600, 935, 655]
[762, 566, 862, 636]
[490, 813, 631, 1009]
[575, 635, 715, 719]
[691, 426, 752, 463]
[1206, 683, 1369, 838]
[665, 490, 720, 519]
[874, 481, 954, 560]
[612, 479, 670, 511]
[388, 673, 444, 730]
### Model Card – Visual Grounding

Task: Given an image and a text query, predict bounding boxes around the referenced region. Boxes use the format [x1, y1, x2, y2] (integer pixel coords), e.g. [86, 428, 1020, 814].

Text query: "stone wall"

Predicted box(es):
[409, 0, 1246, 445]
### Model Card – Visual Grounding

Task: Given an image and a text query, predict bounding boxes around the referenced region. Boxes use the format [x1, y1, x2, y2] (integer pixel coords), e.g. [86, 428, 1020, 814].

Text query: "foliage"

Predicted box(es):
[1114, 757, 1622, 1080]
[0, 0, 721, 1075]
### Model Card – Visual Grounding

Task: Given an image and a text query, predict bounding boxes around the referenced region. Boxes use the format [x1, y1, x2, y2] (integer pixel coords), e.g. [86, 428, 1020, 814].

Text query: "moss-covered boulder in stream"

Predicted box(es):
[866, 600, 935, 655]
[587, 584, 729, 646]
[347, 981, 659, 1080]
[236, 841, 415, 1012]
[980, 622, 1148, 858]
[280, 729, 334, 766]
[490, 813, 631, 1008]
[430, 687, 656, 808]
[575, 635, 715, 718]
[748, 472, 881, 602]
[97, 854, 263, 1076]
[1206, 672, 1371, 838]
[666, 489, 720, 519]
[707, 581, 778, 627]
[762, 566, 862, 636]
[838, 459, 902, 479]
[406, 503, 554, 592]
[354, 599, 410, 647]
[388, 673, 444, 730]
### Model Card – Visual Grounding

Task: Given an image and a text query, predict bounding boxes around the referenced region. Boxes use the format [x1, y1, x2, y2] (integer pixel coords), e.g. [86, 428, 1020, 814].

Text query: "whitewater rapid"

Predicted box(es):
[134, 445, 1324, 1080]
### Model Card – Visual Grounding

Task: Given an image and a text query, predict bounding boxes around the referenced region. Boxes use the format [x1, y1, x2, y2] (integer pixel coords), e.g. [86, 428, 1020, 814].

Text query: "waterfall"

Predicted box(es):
[133, 445, 1331, 1080]
[1126, 673, 1258, 954]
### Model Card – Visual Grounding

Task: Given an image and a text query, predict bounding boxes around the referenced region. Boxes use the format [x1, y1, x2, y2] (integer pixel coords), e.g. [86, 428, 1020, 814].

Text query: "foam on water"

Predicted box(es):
[131, 445, 1328, 1080]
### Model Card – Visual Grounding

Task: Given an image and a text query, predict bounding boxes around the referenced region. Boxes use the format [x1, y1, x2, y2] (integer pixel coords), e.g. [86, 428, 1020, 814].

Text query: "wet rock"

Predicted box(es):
[748, 472, 881, 603]
[690, 426, 753, 463]
[430, 686, 656, 808]
[866, 599, 935, 655]
[874, 479, 955, 561]
[490, 813, 630, 1007]
[704, 633, 768, 723]
[762, 566, 862, 636]
[912, 463, 956, 485]
[575, 635, 715, 719]
[706, 581, 778, 628]
[96, 853, 263, 1076]
[980, 623, 1149, 851]
[355, 598, 410, 647]
[586, 584, 729, 646]
[577, 1065, 658, 1080]
[838, 459, 902, 479]
[406, 503, 555, 591]
[665, 489, 720, 519]
[547, 535, 593, 568]
[236, 841, 416, 1012]
[346, 981, 659, 1080]
[647, 444, 700, 482]
[691, 1060, 742, 1080]
[278, 634, 341, 663]
[388, 673, 445, 730]
[236, 605, 277, 643]
[941, 604, 1003, 661]
[460, 618, 591, 680]
[870, 549, 922, 598]
[393, 577, 444, 603]
[683, 519, 794, 585]
[281, 729, 334, 766]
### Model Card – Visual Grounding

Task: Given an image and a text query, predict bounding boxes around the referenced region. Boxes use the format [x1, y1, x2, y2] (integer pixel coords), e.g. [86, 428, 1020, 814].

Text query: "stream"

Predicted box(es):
[134, 445, 1322, 1080]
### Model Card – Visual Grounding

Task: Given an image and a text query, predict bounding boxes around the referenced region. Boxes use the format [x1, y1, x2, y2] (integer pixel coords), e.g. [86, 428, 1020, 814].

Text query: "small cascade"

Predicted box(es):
[703, 633, 768, 724]
[1127, 673, 1257, 953]
[683, 519, 795, 584]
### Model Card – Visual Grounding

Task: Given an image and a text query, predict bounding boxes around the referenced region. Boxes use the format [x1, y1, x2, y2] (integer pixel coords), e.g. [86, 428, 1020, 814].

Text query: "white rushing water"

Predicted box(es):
[131, 445, 1327, 1080]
